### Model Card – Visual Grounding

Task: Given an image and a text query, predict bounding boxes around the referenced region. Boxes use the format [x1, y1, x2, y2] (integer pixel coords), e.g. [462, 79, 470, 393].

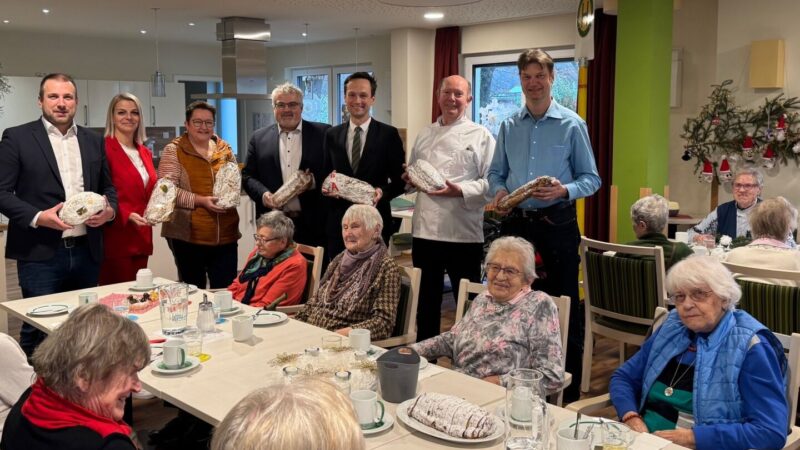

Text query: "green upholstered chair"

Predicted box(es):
[580, 237, 667, 393]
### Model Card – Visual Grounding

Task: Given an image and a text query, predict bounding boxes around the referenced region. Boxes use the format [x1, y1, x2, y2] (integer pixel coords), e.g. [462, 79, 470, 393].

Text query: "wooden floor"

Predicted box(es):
[3, 258, 624, 446]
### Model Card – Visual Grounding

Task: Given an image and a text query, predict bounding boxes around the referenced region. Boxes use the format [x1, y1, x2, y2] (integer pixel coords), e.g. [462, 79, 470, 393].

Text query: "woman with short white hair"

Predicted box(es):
[412, 236, 564, 390]
[295, 204, 401, 340]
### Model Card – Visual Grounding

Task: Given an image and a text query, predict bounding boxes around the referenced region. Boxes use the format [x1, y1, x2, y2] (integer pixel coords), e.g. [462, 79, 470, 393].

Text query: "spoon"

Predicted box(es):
[574, 412, 581, 439]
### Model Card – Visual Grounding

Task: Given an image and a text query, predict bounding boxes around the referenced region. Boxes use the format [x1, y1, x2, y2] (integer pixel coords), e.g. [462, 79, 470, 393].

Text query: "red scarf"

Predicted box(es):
[22, 378, 133, 440]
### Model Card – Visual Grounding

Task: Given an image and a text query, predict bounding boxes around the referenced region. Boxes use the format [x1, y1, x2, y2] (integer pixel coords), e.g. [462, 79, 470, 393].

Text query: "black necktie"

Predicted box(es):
[351, 126, 362, 172]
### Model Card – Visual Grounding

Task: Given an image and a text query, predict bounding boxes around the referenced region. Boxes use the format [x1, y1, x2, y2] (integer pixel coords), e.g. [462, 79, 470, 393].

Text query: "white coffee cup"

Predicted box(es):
[350, 390, 385, 430]
[349, 328, 371, 352]
[557, 427, 592, 450]
[136, 268, 154, 288]
[674, 231, 689, 243]
[510, 386, 533, 422]
[214, 290, 233, 310]
[78, 291, 98, 305]
[163, 340, 186, 370]
[232, 316, 254, 342]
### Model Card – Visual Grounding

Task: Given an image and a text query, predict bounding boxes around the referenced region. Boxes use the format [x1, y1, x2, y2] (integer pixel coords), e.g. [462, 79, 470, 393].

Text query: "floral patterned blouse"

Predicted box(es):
[412, 289, 564, 390]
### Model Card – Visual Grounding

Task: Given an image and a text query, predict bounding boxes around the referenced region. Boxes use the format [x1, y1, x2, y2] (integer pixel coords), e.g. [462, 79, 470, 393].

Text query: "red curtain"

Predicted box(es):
[584, 10, 617, 241]
[431, 26, 460, 121]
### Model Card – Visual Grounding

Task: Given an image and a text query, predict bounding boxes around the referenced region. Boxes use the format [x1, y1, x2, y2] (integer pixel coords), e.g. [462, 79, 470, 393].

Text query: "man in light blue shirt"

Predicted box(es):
[488, 48, 600, 402]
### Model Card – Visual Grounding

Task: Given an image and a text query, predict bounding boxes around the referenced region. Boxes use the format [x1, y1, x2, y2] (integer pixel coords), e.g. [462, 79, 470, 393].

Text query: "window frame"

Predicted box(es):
[290, 64, 374, 125]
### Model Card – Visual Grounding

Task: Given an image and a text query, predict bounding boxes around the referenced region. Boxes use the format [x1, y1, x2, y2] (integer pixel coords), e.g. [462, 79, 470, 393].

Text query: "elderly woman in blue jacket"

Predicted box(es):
[610, 255, 788, 450]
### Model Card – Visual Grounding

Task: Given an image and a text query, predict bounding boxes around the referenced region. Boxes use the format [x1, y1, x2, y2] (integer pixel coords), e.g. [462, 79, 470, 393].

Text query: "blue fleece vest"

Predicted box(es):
[641, 309, 786, 424]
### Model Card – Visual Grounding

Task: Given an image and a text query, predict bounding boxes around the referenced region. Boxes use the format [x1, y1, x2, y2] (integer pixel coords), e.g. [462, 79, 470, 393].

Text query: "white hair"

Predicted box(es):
[630, 194, 668, 233]
[342, 204, 383, 234]
[271, 83, 304, 106]
[666, 255, 741, 310]
[485, 236, 537, 282]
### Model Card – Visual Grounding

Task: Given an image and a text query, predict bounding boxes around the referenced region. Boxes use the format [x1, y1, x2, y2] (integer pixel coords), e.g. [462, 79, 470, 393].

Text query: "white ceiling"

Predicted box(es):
[0, 0, 577, 46]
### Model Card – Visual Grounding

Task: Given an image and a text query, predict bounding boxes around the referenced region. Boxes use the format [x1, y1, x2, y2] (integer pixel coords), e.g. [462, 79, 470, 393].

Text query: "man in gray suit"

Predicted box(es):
[242, 83, 330, 248]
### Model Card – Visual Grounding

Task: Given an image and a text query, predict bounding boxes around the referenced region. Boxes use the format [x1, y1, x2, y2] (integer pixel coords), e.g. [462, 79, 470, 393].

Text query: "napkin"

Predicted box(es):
[630, 432, 672, 450]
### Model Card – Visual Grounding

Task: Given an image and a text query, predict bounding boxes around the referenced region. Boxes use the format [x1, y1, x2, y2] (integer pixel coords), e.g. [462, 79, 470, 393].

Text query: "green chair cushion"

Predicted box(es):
[736, 280, 800, 335]
[585, 251, 660, 321]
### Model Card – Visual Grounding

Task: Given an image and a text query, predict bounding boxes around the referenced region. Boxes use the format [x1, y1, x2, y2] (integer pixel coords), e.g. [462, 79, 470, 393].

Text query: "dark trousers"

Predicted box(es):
[412, 238, 483, 342]
[167, 239, 238, 289]
[17, 243, 100, 357]
[502, 204, 583, 402]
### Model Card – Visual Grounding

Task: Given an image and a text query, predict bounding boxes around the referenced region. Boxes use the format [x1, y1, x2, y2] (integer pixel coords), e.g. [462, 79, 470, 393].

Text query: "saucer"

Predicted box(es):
[363, 413, 394, 436]
[27, 303, 72, 317]
[129, 284, 157, 292]
[187, 284, 198, 294]
[419, 358, 429, 370]
[150, 356, 201, 375]
[219, 305, 241, 316]
[253, 311, 288, 326]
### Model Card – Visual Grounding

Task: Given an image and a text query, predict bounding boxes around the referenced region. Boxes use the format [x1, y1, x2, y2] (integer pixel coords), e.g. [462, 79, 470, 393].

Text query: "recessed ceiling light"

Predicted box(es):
[424, 12, 444, 20]
[2, 20, 9, 24]
[140, 29, 147, 34]
[42, 8, 50, 14]
[302, 32, 307, 37]
[188, 22, 195, 26]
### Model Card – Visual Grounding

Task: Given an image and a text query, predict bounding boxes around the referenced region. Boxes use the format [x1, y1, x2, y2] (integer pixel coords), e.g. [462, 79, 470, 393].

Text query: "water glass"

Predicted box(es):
[182, 327, 203, 357]
[505, 369, 549, 450]
[322, 335, 342, 350]
[159, 283, 189, 335]
[602, 422, 633, 450]
[112, 296, 129, 316]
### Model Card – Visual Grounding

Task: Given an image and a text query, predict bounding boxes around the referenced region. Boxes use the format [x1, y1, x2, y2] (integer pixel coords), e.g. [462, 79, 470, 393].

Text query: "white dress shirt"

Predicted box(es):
[346, 117, 371, 167]
[409, 115, 496, 243]
[278, 121, 303, 212]
[121, 143, 150, 187]
[38, 117, 86, 237]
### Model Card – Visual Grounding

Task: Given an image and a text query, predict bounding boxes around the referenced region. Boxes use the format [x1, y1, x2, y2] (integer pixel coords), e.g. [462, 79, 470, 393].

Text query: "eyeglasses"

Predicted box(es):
[274, 102, 300, 110]
[668, 289, 714, 305]
[485, 263, 523, 278]
[733, 183, 759, 190]
[253, 234, 281, 244]
[190, 120, 215, 128]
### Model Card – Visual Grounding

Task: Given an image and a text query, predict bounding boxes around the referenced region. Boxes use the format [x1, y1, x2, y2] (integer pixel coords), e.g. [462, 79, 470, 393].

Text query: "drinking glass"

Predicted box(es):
[322, 335, 342, 350]
[159, 283, 189, 335]
[505, 368, 549, 450]
[182, 327, 203, 357]
[701, 235, 716, 250]
[602, 422, 633, 450]
[112, 296, 130, 316]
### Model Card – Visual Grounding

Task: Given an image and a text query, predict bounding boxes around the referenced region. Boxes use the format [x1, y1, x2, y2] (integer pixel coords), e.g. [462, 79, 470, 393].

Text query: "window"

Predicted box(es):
[466, 50, 578, 137]
[291, 65, 373, 125]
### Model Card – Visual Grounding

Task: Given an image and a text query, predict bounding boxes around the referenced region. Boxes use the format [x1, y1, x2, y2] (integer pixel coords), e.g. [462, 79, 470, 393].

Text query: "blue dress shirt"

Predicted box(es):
[487, 100, 601, 209]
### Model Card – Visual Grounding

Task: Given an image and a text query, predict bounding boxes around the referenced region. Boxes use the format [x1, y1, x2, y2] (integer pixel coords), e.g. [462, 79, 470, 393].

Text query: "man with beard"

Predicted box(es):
[242, 83, 330, 248]
[0, 73, 117, 355]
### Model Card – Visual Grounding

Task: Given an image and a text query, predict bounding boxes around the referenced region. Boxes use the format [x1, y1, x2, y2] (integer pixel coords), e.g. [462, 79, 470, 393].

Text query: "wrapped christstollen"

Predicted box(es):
[406, 393, 497, 439]
[59, 192, 106, 225]
[272, 171, 314, 208]
[213, 162, 241, 209]
[143, 178, 177, 224]
[321, 172, 375, 205]
[407, 159, 447, 193]
[496, 175, 556, 212]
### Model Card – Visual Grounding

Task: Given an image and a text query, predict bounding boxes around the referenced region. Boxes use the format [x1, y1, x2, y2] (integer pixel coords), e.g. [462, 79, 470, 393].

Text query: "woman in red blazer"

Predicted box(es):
[99, 93, 157, 285]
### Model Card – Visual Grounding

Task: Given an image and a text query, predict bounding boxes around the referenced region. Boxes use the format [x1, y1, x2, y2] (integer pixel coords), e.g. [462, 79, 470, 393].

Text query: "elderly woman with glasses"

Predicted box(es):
[227, 211, 308, 307]
[412, 236, 564, 389]
[724, 197, 800, 286]
[1, 304, 149, 449]
[158, 101, 240, 289]
[295, 204, 401, 340]
[610, 256, 787, 450]
[625, 194, 692, 270]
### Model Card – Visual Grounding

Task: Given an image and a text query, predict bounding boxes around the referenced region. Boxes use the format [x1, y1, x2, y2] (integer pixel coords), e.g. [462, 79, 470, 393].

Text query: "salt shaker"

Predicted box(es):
[196, 294, 216, 333]
[283, 366, 299, 384]
[334, 370, 352, 395]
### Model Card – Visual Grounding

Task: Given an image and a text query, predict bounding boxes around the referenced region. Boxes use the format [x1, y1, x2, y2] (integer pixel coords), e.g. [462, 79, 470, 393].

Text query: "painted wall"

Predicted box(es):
[0, 30, 220, 80]
[390, 28, 435, 155]
[461, 14, 576, 55]
[670, 0, 800, 218]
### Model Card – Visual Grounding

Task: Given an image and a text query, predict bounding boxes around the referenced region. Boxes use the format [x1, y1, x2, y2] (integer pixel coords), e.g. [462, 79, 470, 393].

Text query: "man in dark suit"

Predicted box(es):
[242, 83, 331, 248]
[0, 73, 118, 355]
[323, 72, 405, 258]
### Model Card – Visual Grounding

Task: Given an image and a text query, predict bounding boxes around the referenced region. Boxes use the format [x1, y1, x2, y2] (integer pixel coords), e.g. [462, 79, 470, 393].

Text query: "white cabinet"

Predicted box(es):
[150, 82, 186, 127]
[0, 76, 41, 134]
[86, 80, 120, 127]
[118, 81, 152, 126]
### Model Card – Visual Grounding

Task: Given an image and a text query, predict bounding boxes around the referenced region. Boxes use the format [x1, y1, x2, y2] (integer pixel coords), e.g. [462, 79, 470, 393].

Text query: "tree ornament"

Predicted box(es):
[718, 157, 733, 182]
[776, 114, 787, 142]
[742, 133, 756, 161]
[793, 142, 800, 154]
[711, 116, 721, 126]
[681, 150, 692, 161]
[762, 145, 776, 169]
[700, 159, 714, 183]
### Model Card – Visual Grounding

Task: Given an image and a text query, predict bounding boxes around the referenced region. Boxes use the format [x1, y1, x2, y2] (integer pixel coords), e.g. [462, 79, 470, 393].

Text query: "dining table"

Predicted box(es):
[0, 278, 692, 449]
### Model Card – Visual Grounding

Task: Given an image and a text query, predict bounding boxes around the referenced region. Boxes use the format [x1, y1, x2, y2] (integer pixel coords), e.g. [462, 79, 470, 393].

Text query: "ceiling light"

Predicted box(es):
[302, 32, 307, 37]
[188, 22, 195, 26]
[140, 29, 147, 34]
[424, 12, 444, 20]
[150, 8, 166, 97]
[42, 8, 50, 14]
[2, 20, 9, 24]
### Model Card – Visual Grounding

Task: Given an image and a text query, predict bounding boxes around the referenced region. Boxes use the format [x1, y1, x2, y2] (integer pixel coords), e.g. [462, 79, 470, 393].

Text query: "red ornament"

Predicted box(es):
[711, 117, 721, 125]
[777, 114, 787, 130]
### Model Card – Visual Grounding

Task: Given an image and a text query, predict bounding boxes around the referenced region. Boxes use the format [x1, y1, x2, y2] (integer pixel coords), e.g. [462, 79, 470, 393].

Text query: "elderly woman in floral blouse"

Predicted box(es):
[412, 236, 564, 390]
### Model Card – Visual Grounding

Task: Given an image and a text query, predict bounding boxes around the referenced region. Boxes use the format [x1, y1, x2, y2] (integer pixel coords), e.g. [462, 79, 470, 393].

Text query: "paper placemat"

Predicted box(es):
[630, 432, 672, 450]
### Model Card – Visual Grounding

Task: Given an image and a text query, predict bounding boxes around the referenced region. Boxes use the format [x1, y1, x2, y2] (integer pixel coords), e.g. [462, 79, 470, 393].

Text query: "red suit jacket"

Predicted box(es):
[103, 136, 157, 259]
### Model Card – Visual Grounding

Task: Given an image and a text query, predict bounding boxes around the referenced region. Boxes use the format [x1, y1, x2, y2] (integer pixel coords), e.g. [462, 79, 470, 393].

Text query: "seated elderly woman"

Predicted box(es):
[610, 256, 788, 450]
[228, 211, 308, 307]
[725, 196, 800, 286]
[210, 378, 365, 450]
[412, 236, 564, 390]
[2, 304, 149, 450]
[295, 204, 401, 340]
[623, 194, 692, 270]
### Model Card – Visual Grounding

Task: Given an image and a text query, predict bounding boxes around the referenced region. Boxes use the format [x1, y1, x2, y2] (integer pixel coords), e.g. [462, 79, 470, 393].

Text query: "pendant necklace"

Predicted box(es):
[664, 354, 696, 397]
